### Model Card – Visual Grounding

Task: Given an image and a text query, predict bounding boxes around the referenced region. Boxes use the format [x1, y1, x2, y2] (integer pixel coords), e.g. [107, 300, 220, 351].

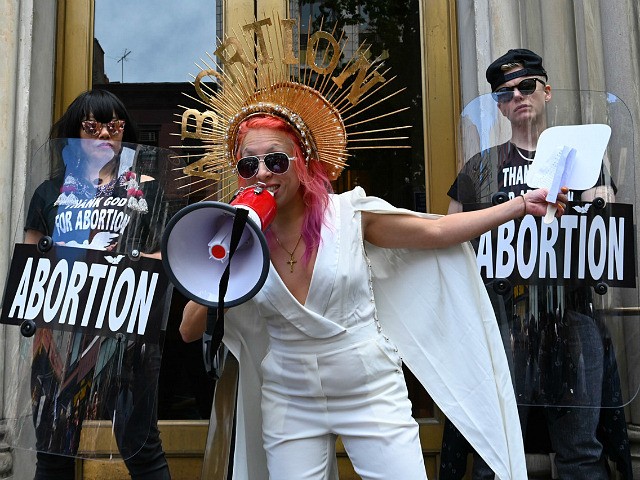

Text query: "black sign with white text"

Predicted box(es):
[466, 202, 636, 287]
[0, 244, 170, 342]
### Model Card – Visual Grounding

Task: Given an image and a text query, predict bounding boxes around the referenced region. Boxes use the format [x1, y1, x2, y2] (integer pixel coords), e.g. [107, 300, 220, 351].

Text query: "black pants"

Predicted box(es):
[33, 340, 170, 480]
[34, 428, 171, 480]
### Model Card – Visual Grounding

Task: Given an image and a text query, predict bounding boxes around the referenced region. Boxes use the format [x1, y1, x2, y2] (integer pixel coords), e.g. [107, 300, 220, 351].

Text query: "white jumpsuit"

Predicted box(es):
[223, 188, 526, 480]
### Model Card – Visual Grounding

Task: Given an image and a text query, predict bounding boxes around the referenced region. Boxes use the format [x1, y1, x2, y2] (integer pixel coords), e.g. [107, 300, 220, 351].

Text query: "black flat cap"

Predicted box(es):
[486, 48, 547, 91]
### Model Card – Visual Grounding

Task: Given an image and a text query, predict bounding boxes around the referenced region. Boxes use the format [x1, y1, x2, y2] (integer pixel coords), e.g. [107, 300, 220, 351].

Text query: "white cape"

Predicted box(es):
[221, 188, 526, 480]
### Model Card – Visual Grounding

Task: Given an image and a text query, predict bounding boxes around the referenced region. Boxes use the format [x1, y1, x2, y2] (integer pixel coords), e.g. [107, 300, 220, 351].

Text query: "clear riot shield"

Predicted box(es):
[453, 90, 638, 410]
[0, 139, 188, 462]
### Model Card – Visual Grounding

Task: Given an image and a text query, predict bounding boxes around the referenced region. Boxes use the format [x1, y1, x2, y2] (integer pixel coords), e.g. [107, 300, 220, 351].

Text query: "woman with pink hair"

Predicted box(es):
[180, 111, 568, 480]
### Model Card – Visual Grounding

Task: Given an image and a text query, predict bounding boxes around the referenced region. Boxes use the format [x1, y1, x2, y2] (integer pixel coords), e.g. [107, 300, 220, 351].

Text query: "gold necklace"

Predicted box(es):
[274, 234, 303, 273]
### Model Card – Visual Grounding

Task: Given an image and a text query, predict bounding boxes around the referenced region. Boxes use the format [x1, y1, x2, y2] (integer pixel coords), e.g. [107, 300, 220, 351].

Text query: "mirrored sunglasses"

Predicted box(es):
[81, 119, 126, 137]
[491, 78, 546, 104]
[236, 152, 295, 179]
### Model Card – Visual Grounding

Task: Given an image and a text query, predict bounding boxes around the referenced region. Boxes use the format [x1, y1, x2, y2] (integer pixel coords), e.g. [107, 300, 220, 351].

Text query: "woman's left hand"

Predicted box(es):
[522, 187, 569, 217]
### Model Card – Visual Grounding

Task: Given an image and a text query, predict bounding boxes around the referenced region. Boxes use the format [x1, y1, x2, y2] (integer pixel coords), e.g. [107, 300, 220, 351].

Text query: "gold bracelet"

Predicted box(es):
[520, 193, 527, 217]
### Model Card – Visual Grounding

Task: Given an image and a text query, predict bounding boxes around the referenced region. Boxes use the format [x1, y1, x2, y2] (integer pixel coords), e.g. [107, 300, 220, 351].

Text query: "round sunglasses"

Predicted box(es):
[81, 119, 126, 137]
[236, 152, 296, 179]
[491, 78, 546, 104]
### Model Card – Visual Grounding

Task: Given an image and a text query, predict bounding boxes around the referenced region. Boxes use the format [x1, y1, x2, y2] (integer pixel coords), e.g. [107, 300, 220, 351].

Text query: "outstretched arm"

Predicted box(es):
[363, 188, 567, 249]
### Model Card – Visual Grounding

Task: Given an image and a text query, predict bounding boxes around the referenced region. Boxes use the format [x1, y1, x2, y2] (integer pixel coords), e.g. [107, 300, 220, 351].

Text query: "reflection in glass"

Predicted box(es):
[94, 0, 215, 84]
[293, 0, 426, 211]
[91, 3, 218, 422]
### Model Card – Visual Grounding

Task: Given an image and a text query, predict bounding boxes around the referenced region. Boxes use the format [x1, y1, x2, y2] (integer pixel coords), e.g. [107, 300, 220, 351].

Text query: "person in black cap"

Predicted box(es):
[440, 49, 631, 479]
[485, 48, 548, 91]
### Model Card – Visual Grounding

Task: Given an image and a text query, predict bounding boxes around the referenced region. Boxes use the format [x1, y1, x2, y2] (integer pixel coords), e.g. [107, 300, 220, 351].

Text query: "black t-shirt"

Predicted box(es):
[25, 172, 160, 253]
[448, 142, 532, 203]
[448, 141, 614, 205]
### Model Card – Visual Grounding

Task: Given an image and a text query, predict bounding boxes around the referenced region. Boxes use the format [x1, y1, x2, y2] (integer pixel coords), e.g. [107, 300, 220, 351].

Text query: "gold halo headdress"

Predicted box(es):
[178, 15, 410, 201]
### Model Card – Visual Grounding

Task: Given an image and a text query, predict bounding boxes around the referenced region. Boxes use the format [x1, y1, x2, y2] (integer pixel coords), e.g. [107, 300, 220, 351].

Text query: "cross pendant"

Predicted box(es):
[287, 256, 297, 273]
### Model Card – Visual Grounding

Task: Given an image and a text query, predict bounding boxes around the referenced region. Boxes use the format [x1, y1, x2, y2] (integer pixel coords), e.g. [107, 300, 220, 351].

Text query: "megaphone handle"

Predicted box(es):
[208, 208, 250, 365]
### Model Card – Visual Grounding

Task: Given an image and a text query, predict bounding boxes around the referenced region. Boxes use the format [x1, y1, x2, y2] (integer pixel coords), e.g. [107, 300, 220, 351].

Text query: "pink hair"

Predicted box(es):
[235, 115, 333, 265]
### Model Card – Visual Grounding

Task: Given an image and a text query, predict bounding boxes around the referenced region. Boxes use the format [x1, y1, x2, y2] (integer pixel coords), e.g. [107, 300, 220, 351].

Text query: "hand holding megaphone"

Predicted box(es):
[207, 183, 276, 262]
[162, 182, 276, 307]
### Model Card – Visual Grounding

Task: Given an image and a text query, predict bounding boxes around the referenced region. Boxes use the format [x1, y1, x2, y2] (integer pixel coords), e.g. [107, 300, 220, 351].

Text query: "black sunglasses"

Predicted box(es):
[236, 152, 295, 179]
[491, 78, 546, 103]
[81, 119, 126, 137]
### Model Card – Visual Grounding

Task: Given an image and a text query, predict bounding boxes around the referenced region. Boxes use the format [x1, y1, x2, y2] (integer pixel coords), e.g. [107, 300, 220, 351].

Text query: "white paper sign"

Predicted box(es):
[525, 124, 611, 223]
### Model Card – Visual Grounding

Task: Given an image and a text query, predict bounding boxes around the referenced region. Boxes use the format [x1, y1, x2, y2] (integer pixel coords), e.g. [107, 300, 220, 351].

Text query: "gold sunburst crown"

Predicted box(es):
[178, 15, 410, 200]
